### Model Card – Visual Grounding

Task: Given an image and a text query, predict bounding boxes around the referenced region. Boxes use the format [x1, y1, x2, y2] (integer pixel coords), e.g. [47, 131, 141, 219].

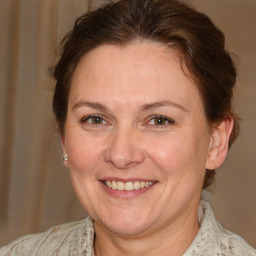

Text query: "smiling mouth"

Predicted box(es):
[102, 180, 155, 191]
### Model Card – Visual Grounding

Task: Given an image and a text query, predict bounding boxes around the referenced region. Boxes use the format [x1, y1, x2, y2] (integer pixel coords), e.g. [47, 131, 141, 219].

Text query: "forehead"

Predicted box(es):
[69, 41, 202, 111]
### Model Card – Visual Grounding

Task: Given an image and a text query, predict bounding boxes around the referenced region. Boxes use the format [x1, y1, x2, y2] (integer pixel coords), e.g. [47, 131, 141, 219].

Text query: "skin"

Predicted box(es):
[63, 41, 233, 255]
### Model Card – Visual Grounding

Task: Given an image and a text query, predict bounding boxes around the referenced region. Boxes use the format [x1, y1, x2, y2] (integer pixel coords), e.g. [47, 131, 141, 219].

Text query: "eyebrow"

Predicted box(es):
[72, 101, 108, 111]
[139, 100, 187, 113]
[72, 100, 187, 112]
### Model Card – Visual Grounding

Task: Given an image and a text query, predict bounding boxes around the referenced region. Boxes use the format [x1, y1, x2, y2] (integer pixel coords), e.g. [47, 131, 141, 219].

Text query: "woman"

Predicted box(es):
[1, 0, 255, 255]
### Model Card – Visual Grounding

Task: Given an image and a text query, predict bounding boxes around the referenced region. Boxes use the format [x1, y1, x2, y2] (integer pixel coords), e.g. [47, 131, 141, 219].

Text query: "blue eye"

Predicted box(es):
[148, 115, 175, 126]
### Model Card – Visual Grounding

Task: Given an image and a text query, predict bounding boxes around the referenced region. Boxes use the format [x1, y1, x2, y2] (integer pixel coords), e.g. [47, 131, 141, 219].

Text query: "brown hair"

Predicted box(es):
[51, 0, 239, 189]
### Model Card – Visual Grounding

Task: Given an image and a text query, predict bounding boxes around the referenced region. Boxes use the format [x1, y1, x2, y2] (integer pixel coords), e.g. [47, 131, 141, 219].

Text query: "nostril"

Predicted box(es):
[105, 148, 144, 169]
[104, 129, 145, 168]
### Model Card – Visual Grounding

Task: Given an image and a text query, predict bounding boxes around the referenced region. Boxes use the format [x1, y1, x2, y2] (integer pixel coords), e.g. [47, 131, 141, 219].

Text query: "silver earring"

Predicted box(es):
[63, 154, 68, 161]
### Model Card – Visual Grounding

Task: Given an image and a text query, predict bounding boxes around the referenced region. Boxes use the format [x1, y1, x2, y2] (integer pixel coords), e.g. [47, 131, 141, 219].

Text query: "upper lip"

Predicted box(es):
[99, 177, 157, 182]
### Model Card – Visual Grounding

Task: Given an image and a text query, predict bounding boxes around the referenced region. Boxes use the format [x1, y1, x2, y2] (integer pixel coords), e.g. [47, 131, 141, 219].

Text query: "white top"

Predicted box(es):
[1, 201, 255, 255]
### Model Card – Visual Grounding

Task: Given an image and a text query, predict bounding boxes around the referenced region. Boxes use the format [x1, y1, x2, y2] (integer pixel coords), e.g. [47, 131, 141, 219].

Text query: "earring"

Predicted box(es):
[63, 154, 68, 161]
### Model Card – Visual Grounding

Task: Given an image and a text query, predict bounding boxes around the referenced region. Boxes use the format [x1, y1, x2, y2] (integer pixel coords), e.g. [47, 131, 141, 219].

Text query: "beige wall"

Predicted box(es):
[189, 0, 256, 247]
[0, 0, 255, 248]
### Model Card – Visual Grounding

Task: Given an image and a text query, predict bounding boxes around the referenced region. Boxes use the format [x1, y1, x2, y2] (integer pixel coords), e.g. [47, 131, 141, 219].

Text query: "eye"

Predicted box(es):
[80, 114, 108, 125]
[148, 115, 175, 126]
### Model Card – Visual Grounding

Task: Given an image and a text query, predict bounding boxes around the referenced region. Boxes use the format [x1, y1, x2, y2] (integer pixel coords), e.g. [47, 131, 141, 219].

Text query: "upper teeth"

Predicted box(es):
[105, 181, 154, 191]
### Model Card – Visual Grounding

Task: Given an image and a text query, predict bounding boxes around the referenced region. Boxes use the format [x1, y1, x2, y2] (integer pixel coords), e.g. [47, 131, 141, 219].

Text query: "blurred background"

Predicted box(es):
[0, 0, 255, 248]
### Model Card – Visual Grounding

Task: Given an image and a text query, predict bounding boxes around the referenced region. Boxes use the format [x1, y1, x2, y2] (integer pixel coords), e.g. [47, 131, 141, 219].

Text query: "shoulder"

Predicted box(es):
[219, 226, 256, 256]
[0, 217, 95, 256]
[185, 201, 256, 256]
[202, 201, 256, 255]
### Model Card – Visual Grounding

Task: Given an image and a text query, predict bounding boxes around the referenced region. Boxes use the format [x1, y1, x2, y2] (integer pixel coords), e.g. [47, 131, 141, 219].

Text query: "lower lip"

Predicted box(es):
[100, 182, 156, 199]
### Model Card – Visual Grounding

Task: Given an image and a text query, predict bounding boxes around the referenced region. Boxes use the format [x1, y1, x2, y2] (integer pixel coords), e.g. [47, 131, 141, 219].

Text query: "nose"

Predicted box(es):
[105, 127, 145, 169]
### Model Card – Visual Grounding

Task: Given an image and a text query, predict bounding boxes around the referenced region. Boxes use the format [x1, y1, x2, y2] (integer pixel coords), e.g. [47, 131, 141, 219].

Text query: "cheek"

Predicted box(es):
[147, 133, 190, 167]
[66, 134, 105, 175]
[149, 142, 182, 172]
[146, 130, 209, 177]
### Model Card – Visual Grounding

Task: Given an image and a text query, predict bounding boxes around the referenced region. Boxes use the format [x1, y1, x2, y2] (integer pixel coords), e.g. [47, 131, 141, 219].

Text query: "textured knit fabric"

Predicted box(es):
[1, 201, 255, 255]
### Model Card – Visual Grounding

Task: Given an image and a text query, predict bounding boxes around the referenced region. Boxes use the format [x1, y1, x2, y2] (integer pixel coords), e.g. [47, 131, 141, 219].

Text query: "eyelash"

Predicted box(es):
[79, 114, 175, 127]
[147, 115, 175, 127]
[80, 114, 107, 124]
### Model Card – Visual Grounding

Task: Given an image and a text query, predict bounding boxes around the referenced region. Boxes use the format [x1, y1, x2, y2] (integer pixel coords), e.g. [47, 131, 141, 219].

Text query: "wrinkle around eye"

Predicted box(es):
[145, 115, 176, 127]
[82, 115, 105, 124]
[78, 114, 113, 131]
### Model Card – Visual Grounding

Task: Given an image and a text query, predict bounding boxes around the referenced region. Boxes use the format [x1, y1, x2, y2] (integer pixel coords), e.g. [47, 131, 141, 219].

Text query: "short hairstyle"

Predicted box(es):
[51, 0, 239, 189]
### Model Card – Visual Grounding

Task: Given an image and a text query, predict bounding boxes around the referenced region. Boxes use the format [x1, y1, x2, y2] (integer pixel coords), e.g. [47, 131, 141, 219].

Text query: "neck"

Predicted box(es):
[94, 203, 200, 256]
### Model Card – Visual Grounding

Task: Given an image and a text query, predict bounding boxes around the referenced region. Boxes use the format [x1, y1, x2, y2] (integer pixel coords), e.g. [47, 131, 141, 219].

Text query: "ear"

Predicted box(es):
[61, 136, 69, 167]
[61, 136, 65, 148]
[206, 118, 234, 170]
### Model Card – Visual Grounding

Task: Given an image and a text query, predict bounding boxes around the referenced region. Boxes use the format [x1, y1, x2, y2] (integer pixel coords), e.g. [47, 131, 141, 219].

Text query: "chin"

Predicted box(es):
[104, 220, 153, 237]
[95, 208, 157, 236]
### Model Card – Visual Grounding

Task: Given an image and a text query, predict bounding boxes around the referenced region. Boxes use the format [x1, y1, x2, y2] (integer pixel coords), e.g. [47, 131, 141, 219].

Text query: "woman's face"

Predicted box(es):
[64, 42, 213, 236]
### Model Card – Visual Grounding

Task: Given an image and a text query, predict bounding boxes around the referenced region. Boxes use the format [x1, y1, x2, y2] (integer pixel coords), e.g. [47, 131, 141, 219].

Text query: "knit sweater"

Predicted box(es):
[1, 201, 255, 255]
